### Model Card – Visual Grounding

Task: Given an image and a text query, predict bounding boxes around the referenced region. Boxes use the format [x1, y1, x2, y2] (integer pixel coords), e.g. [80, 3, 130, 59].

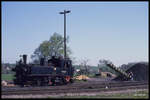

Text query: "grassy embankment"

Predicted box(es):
[2, 74, 15, 81]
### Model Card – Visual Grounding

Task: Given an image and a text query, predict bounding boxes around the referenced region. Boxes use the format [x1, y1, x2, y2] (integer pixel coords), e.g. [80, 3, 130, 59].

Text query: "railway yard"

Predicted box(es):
[2, 78, 149, 98]
[2, 62, 149, 98]
[2, 2, 149, 99]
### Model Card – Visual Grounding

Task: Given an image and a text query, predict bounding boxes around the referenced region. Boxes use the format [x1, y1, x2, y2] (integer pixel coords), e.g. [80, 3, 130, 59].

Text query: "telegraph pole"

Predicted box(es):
[59, 10, 71, 59]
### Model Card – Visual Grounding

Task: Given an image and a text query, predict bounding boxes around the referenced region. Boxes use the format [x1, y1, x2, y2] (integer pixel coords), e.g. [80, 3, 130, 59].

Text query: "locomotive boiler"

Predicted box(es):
[12, 55, 74, 86]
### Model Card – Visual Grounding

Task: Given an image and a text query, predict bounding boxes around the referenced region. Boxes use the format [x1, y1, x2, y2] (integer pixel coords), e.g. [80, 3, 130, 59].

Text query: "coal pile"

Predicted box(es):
[113, 62, 149, 81]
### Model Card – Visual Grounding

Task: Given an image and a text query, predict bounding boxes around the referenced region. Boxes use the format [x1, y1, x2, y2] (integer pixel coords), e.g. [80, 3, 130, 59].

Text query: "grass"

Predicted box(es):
[2, 74, 15, 81]
[47, 90, 149, 99]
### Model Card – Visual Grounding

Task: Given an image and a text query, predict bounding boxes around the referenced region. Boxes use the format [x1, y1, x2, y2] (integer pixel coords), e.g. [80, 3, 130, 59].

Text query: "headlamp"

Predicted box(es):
[54, 67, 56, 70]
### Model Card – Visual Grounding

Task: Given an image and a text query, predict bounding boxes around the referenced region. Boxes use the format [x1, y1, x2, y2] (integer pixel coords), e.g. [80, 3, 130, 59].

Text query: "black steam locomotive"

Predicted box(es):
[12, 55, 74, 86]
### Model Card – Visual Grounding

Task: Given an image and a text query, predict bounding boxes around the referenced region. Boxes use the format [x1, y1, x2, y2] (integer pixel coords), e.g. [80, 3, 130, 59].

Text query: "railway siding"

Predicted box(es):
[2, 81, 148, 96]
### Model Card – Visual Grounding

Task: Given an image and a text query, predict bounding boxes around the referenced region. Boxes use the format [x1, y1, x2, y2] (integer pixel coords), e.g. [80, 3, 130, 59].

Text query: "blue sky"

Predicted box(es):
[2, 2, 148, 66]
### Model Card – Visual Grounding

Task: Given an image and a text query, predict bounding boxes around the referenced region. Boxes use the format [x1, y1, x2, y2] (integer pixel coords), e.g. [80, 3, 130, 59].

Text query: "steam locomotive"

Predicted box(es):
[12, 55, 74, 86]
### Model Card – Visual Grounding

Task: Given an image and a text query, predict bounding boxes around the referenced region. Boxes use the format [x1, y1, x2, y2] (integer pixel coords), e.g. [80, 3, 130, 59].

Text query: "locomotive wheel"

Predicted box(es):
[20, 84, 24, 87]
[19, 80, 25, 87]
[70, 79, 74, 83]
[37, 80, 41, 86]
[62, 77, 67, 85]
[51, 79, 55, 86]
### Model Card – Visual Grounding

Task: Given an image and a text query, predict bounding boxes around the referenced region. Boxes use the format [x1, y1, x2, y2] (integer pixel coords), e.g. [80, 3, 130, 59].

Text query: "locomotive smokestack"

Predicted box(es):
[23, 54, 27, 64]
[40, 58, 45, 66]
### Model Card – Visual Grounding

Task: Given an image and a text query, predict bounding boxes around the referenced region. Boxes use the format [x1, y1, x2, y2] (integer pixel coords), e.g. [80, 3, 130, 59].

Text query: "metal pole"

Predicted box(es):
[59, 10, 70, 59]
[64, 10, 66, 59]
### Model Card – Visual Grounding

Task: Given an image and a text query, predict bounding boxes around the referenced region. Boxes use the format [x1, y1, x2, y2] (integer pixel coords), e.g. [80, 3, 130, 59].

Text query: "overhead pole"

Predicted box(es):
[59, 10, 71, 59]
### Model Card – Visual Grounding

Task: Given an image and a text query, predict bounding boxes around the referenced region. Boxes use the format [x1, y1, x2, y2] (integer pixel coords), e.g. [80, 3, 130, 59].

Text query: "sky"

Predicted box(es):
[2, 1, 149, 66]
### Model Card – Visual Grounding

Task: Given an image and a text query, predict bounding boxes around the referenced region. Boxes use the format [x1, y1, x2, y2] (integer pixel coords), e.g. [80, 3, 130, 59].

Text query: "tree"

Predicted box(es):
[79, 58, 90, 75]
[31, 32, 72, 63]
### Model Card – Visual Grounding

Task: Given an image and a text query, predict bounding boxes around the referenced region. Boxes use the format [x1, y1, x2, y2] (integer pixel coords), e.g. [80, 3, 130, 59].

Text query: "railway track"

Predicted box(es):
[2, 81, 148, 95]
[2, 81, 148, 91]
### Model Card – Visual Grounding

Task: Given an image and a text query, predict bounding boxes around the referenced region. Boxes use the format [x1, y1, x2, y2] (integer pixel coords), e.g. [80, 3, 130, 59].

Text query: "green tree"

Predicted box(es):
[79, 58, 90, 75]
[31, 32, 72, 63]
